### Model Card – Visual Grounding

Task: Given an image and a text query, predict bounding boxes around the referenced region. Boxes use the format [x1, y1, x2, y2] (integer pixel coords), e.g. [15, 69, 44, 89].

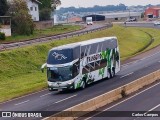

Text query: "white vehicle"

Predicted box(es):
[41, 37, 120, 91]
[86, 17, 93, 25]
[154, 21, 160, 26]
[125, 17, 137, 22]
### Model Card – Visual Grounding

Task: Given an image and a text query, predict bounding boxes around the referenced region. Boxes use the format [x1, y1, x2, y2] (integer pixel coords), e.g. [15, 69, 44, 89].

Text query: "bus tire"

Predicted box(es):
[111, 67, 115, 78]
[107, 68, 111, 79]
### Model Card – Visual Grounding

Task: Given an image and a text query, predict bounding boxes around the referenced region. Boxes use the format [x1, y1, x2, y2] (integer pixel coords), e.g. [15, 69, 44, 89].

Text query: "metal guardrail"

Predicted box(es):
[0, 24, 113, 51]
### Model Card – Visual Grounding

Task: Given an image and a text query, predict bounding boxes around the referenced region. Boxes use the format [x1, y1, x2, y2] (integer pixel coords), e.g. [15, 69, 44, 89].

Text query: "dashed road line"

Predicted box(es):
[144, 65, 148, 68]
[121, 64, 128, 68]
[45, 94, 77, 111]
[14, 100, 30, 106]
[121, 51, 160, 68]
[55, 94, 77, 104]
[120, 72, 134, 79]
[40, 93, 52, 97]
[121, 61, 138, 68]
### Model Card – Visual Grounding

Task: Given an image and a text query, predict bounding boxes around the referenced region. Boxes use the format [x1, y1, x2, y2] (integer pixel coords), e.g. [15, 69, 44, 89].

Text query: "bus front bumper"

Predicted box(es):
[48, 83, 74, 91]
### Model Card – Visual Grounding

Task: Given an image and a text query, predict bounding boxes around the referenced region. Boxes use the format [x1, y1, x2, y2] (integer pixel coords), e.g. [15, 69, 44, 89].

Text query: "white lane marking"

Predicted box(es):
[14, 100, 30, 106]
[0, 89, 47, 105]
[40, 92, 52, 97]
[55, 94, 77, 104]
[121, 61, 138, 68]
[121, 51, 160, 68]
[42, 117, 49, 120]
[121, 61, 139, 67]
[45, 94, 77, 111]
[120, 72, 134, 78]
[140, 51, 160, 61]
[121, 64, 128, 67]
[85, 81, 160, 120]
[148, 104, 160, 112]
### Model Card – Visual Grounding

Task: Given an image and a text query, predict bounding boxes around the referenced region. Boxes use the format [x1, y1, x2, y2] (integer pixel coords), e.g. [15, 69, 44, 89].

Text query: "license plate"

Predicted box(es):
[58, 89, 62, 92]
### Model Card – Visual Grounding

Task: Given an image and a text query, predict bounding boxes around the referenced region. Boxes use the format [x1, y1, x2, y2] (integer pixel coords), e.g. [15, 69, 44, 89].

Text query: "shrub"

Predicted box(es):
[0, 32, 5, 40]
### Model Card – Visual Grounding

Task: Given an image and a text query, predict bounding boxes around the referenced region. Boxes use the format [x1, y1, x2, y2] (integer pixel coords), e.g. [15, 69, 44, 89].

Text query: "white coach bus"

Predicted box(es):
[41, 37, 120, 91]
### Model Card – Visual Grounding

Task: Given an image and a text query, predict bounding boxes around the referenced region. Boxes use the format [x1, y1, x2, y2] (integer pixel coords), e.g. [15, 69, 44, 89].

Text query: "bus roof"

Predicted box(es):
[50, 43, 80, 51]
[80, 36, 117, 46]
[50, 36, 117, 51]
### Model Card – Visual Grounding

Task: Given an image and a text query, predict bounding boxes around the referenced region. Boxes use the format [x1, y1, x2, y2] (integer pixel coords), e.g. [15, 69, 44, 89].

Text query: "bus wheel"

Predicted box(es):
[111, 67, 115, 78]
[81, 81, 86, 89]
[107, 68, 111, 79]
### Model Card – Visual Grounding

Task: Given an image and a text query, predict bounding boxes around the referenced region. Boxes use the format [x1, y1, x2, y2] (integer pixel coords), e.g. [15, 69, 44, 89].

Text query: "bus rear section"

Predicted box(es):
[42, 37, 120, 91]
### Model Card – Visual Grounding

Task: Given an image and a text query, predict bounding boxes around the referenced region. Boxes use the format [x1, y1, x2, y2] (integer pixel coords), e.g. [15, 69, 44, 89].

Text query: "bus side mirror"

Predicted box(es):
[41, 63, 47, 73]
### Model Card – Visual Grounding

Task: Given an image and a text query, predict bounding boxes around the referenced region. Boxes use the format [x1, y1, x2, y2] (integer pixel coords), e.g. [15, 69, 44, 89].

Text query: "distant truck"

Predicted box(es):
[86, 17, 93, 25]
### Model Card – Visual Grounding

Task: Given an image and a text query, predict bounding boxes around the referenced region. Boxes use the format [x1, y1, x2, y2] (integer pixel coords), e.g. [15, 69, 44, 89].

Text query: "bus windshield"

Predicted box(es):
[47, 66, 73, 82]
[47, 49, 73, 65]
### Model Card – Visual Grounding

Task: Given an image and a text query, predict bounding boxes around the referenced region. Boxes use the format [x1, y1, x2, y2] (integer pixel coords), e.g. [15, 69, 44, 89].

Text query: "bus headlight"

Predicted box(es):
[48, 82, 53, 86]
[67, 80, 74, 85]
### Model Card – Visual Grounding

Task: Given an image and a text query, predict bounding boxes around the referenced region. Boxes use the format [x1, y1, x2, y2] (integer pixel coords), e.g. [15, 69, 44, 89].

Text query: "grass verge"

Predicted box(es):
[0, 25, 156, 102]
[131, 27, 160, 50]
[0, 25, 82, 43]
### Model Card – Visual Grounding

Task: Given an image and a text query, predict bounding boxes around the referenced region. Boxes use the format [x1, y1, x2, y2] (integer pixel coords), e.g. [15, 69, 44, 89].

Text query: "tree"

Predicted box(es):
[39, 0, 51, 21]
[39, 0, 51, 9]
[39, 0, 61, 21]
[0, 0, 9, 16]
[51, 0, 61, 10]
[7, 0, 35, 35]
[39, 8, 51, 21]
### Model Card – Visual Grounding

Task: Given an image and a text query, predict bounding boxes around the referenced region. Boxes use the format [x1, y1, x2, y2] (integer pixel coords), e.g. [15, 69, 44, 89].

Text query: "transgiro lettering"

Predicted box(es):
[87, 53, 102, 63]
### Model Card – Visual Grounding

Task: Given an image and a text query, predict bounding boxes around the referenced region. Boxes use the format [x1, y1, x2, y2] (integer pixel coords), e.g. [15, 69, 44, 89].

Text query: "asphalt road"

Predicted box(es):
[124, 22, 160, 29]
[0, 39, 160, 120]
[84, 80, 160, 120]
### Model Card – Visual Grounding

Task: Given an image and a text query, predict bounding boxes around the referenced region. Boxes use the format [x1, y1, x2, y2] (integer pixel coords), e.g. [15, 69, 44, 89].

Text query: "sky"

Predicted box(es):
[57, 0, 160, 9]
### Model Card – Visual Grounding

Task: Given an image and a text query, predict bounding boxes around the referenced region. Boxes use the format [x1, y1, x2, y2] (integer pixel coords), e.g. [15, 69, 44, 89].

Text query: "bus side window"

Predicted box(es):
[81, 52, 87, 59]
[81, 52, 84, 59]
[73, 60, 80, 77]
